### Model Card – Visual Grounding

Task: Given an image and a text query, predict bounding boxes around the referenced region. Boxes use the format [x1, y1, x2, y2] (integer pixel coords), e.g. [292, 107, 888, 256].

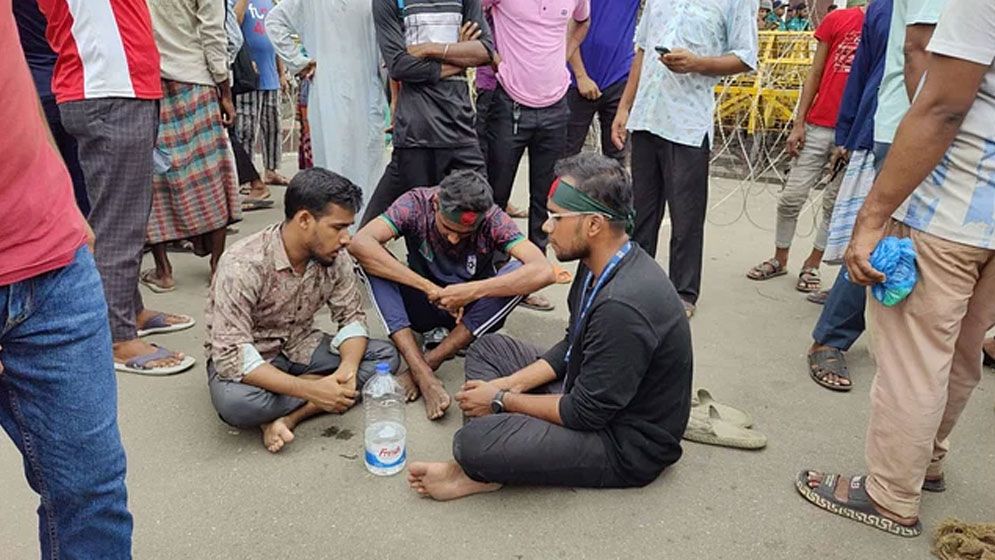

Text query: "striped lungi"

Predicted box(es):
[147, 80, 240, 244]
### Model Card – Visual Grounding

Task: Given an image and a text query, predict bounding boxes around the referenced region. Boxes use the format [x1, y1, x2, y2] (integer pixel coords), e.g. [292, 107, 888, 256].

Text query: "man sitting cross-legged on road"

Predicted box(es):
[349, 170, 556, 421]
[407, 154, 692, 500]
[206, 168, 400, 453]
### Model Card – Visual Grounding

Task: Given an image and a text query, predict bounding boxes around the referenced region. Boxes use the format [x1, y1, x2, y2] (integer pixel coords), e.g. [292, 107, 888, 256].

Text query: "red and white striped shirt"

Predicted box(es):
[37, 0, 162, 103]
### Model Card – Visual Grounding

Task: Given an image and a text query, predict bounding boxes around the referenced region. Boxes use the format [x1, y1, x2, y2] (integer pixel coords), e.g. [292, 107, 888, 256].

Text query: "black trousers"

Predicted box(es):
[360, 144, 486, 225]
[485, 86, 569, 251]
[228, 126, 260, 186]
[630, 131, 710, 304]
[453, 334, 629, 488]
[565, 79, 628, 162]
[475, 88, 495, 164]
[41, 95, 89, 215]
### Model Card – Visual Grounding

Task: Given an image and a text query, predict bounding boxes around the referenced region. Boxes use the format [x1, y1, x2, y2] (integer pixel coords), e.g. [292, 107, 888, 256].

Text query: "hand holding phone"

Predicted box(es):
[655, 46, 671, 55]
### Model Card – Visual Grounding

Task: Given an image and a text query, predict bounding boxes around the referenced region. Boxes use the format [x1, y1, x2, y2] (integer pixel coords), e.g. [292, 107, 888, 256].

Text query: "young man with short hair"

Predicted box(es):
[205, 168, 400, 453]
[350, 170, 555, 421]
[407, 154, 692, 501]
[611, 0, 758, 317]
[747, 2, 866, 294]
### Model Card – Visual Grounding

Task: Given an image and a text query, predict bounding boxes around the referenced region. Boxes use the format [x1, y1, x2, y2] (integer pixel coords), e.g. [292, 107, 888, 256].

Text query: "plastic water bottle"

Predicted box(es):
[363, 362, 406, 476]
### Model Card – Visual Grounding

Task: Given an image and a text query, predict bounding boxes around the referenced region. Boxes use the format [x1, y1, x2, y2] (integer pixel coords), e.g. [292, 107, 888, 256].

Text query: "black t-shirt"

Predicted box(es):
[373, 0, 493, 149]
[543, 245, 693, 486]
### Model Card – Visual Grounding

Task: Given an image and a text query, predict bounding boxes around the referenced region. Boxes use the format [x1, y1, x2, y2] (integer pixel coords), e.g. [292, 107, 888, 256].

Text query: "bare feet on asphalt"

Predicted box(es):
[395, 369, 420, 402]
[416, 374, 451, 420]
[407, 461, 501, 501]
[261, 417, 296, 453]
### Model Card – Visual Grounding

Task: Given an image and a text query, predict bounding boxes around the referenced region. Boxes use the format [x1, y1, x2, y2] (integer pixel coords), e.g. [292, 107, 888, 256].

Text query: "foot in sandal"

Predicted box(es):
[807, 344, 852, 391]
[796, 267, 822, 292]
[113, 338, 194, 376]
[746, 258, 787, 281]
[796, 470, 922, 538]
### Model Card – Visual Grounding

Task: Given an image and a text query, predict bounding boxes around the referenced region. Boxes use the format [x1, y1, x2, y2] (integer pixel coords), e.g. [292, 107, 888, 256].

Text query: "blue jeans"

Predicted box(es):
[812, 142, 892, 350]
[0, 247, 132, 559]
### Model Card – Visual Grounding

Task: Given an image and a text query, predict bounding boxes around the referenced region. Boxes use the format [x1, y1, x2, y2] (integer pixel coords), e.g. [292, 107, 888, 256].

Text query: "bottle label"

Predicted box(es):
[365, 443, 406, 469]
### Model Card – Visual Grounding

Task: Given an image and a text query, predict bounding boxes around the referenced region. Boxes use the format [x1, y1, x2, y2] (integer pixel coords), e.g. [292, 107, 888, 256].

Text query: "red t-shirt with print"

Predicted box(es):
[806, 7, 865, 128]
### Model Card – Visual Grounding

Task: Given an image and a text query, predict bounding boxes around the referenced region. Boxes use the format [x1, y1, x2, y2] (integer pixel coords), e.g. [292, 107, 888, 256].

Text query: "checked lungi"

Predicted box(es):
[147, 80, 240, 245]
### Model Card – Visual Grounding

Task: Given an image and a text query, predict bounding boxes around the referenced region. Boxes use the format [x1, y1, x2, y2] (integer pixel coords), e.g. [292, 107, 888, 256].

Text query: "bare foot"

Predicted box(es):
[407, 461, 501, 501]
[140, 268, 174, 292]
[415, 374, 451, 420]
[246, 179, 271, 200]
[261, 418, 296, 453]
[395, 369, 420, 402]
[113, 339, 185, 368]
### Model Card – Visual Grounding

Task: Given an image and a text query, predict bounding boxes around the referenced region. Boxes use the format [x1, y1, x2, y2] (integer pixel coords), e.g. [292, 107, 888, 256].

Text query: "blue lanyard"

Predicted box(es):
[563, 242, 632, 375]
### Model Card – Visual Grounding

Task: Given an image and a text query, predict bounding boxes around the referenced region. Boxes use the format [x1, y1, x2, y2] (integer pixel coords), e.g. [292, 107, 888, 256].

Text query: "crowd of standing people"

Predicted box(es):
[2, 0, 994, 556]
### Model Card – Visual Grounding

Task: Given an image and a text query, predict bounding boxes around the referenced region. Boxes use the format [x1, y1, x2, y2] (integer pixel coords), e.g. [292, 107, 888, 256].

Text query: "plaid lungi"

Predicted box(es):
[147, 80, 240, 244]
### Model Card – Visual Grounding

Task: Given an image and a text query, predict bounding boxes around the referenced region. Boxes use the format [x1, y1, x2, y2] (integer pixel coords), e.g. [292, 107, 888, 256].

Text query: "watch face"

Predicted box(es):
[490, 399, 502, 414]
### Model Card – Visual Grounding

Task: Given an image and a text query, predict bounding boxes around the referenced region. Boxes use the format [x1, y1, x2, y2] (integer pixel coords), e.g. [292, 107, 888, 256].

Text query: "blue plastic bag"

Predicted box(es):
[868, 236, 917, 307]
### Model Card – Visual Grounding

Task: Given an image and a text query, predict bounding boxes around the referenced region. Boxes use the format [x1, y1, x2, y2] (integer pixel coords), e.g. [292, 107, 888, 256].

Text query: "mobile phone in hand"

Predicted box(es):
[655, 46, 671, 55]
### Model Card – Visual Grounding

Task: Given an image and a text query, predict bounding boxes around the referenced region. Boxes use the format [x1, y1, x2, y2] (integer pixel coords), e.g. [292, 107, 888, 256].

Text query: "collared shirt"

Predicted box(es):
[487, 0, 591, 108]
[205, 224, 368, 382]
[147, 0, 229, 86]
[570, 0, 640, 90]
[628, 0, 758, 147]
[892, 0, 995, 250]
[873, 0, 946, 143]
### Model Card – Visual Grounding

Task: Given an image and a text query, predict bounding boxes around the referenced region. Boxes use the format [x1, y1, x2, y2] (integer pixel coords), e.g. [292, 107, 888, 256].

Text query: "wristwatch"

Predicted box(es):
[490, 389, 508, 414]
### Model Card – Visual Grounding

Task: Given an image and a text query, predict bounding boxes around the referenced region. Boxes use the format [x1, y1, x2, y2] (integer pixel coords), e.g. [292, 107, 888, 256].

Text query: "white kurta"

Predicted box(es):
[266, 0, 388, 204]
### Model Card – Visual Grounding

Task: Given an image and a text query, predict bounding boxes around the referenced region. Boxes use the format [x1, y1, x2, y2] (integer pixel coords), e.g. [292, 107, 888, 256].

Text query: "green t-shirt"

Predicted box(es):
[872, 0, 947, 143]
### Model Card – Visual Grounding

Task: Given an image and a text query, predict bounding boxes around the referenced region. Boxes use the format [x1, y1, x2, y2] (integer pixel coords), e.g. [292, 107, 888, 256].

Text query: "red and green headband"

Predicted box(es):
[548, 177, 635, 234]
[440, 206, 486, 229]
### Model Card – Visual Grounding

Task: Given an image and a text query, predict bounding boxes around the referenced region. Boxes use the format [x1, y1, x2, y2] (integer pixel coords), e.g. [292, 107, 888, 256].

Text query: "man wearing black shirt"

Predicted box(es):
[362, 0, 494, 225]
[407, 153, 693, 499]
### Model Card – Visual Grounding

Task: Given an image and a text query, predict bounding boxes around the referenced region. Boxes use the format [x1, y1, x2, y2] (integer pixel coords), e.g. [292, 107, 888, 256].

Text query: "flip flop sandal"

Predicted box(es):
[795, 471, 923, 538]
[114, 344, 196, 376]
[421, 327, 449, 353]
[747, 258, 787, 281]
[922, 474, 946, 493]
[808, 348, 852, 392]
[137, 313, 197, 338]
[139, 269, 175, 294]
[691, 388, 753, 428]
[519, 294, 555, 312]
[683, 405, 767, 449]
[241, 198, 275, 212]
[806, 289, 830, 305]
[796, 267, 822, 293]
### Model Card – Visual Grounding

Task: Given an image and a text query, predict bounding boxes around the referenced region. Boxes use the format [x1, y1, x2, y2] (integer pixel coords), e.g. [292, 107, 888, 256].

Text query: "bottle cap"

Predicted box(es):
[375, 362, 391, 375]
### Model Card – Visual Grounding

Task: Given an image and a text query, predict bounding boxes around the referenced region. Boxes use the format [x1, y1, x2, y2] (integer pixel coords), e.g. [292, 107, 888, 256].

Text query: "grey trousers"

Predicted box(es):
[60, 98, 159, 342]
[454, 334, 627, 488]
[208, 336, 400, 429]
[235, 89, 281, 171]
[775, 123, 842, 251]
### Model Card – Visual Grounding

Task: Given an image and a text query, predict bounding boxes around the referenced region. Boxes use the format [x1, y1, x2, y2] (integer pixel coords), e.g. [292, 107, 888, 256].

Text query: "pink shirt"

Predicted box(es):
[0, 0, 86, 286]
[487, 0, 590, 108]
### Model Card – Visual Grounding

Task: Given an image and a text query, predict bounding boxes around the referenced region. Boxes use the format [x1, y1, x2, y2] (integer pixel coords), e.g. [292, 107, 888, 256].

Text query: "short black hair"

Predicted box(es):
[553, 153, 633, 231]
[438, 169, 494, 215]
[284, 167, 363, 221]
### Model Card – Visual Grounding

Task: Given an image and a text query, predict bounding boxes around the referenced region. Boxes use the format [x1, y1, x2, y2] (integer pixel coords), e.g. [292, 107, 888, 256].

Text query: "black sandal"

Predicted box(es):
[923, 474, 946, 493]
[795, 471, 922, 538]
[808, 348, 852, 392]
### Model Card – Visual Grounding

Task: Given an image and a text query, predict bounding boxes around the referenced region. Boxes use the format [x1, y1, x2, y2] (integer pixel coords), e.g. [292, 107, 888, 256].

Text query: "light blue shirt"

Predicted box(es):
[872, 0, 946, 143]
[893, 0, 995, 249]
[628, 0, 758, 147]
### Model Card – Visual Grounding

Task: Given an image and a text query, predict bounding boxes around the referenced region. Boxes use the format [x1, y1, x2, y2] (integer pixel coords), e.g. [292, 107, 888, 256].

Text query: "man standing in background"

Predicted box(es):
[565, 0, 641, 163]
[611, 0, 758, 318]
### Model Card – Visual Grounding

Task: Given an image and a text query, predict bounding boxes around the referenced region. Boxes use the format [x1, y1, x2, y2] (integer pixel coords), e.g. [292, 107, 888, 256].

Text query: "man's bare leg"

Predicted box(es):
[423, 324, 474, 370]
[391, 328, 450, 420]
[407, 461, 502, 501]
